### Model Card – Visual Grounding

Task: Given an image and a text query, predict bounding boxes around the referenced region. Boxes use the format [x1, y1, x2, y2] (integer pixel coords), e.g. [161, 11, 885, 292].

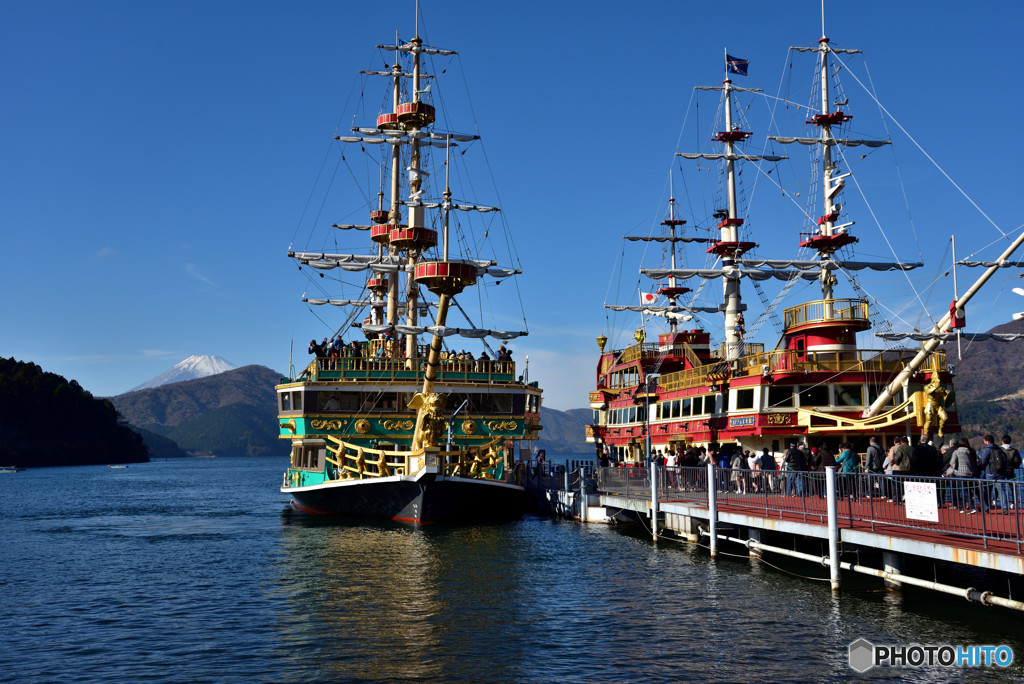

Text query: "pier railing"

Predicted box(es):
[596, 466, 1024, 554]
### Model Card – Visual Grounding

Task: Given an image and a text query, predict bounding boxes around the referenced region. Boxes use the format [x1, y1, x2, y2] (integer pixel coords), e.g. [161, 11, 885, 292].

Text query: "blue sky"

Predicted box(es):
[3, 1, 1023, 411]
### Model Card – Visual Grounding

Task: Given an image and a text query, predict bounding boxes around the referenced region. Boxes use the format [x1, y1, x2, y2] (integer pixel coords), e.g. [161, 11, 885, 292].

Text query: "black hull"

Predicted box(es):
[285, 473, 525, 523]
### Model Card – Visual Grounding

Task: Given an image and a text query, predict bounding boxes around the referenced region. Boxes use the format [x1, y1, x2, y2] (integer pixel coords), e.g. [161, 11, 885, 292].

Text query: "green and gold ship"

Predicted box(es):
[276, 8, 541, 522]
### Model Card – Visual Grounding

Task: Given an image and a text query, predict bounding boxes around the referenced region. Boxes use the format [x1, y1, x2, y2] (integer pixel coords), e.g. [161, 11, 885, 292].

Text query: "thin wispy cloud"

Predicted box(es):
[185, 263, 219, 288]
[95, 247, 117, 257]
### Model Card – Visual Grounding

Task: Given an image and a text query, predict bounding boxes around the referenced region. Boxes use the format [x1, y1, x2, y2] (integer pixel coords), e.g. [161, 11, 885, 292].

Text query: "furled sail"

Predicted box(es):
[955, 260, 1024, 268]
[403, 201, 500, 213]
[768, 136, 889, 148]
[304, 298, 375, 307]
[335, 134, 458, 148]
[289, 252, 518, 278]
[676, 153, 788, 162]
[362, 324, 527, 339]
[358, 70, 435, 79]
[377, 44, 457, 56]
[351, 128, 479, 142]
[642, 268, 822, 282]
[332, 224, 373, 231]
[605, 304, 719, 314]
[624, 236, 714, 243]
[789, 46, 862, 54]
[876, 332, 1024, 342]
[739, 259, 923, 271]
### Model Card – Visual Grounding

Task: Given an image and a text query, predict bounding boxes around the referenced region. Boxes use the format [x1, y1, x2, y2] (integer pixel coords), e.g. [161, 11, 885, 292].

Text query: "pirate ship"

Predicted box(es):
[277, 8, 541, 522]
[586, 25, 1022, 461]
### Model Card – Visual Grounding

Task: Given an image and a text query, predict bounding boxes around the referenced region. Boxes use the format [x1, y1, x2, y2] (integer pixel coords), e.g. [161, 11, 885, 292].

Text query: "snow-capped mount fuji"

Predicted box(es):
[130, 355, 238, 391]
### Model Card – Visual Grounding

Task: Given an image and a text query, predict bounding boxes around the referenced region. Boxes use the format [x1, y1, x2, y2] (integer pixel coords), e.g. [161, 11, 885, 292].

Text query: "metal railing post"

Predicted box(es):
[707, 462, 718, 559]
[826, 466, 841, 592]
[651, 461, 659, 544]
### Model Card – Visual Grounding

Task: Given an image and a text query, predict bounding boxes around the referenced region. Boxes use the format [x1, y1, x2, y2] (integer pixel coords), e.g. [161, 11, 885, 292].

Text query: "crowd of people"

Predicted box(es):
[308, 336, 515, 372]
[599, 433, 1024, 514]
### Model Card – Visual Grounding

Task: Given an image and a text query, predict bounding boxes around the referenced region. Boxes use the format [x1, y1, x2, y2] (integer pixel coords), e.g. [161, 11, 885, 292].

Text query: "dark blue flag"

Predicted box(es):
[726, 54, 749, 76]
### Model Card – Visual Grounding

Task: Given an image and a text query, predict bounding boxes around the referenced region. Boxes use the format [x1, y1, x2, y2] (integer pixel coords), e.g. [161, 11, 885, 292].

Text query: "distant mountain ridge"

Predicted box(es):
[943, 318, 1024, 438]
[130, 355, 238, 391]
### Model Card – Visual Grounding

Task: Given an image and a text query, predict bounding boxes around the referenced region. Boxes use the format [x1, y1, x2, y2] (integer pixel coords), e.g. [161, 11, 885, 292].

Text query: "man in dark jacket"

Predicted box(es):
[813, 442, 836, 497]
[783, 443, 807, 496]
[891, 436, 916, 504]
[978, 434, 1001, 510]
[914, 435, 941, 477]
[865, 436, 885, 499]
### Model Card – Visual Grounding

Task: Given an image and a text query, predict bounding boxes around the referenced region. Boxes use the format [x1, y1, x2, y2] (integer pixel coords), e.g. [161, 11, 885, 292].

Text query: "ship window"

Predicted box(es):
[834, 384, 864, 406]
[734, 388, 755, 411]
[291, 392, 302, 411]
[867, 386, 901, 408]
[291, 444, 323, 470]
[767, 385, 794, 408]
[692, 396, 703, 415]
[799, 385, 829, 407]
[636, 406, 646, 422]
[680, 398, 691, 416]
[708, 394, 719, 414]
[629, 407, 637, 423]
[281, 393, 291, 412]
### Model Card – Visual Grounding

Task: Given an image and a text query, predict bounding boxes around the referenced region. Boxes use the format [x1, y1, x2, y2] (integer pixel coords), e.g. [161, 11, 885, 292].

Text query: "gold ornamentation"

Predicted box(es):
[382, 419, 415, 431]
[311, 419, 348, 430]
[766, 413, 792, 425]
[355, 419, 371, 434]
[280, 420, 296, 434]
[408, 392, 448, 449]
[484, 420, 518, 432]
[462, 420, 477, 435]
[922, 373, 949, 438]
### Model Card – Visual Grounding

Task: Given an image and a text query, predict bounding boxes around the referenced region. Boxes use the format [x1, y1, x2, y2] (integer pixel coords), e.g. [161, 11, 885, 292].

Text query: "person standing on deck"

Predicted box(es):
[891, 436, 916, 505]
[783, 442, 807, 496]
[977, 434, 1001, 511]
[865, 437, 885, 499]
[813, 442, 835, 498]
[759, 447, 778, 493]
[1003, 435, 1023, 511]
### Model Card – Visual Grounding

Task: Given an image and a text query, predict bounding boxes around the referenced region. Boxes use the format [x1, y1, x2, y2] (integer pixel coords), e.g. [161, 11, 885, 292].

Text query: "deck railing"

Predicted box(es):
[596, 466, 1024, 554]
[300, 355, 517, 383]
[783, 298, 870, 329]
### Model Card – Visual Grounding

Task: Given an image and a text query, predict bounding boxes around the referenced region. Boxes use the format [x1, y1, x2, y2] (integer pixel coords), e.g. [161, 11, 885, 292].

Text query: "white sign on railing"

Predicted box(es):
[904, 481, 939, 522]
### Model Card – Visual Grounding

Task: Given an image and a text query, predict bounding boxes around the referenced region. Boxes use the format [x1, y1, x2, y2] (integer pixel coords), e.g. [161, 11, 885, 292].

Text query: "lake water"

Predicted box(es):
[2, 456, 1022, 682]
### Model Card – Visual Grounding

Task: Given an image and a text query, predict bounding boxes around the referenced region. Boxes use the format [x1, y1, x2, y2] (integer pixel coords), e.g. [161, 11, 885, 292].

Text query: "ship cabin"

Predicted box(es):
[277, 338, 542, 477]
[588, 298, 959, 462]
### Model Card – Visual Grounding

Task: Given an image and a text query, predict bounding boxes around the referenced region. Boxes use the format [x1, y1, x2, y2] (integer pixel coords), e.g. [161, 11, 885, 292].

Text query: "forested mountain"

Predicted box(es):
[537, 406, 592, 454]
[111, 365, 284, 458]
[946, 318, 1024, 438]
[0, 357, 148, 467]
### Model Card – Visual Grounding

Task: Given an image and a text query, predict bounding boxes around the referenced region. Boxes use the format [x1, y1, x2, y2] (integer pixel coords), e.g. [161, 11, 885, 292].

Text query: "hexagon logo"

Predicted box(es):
[849, 638, 875, 673]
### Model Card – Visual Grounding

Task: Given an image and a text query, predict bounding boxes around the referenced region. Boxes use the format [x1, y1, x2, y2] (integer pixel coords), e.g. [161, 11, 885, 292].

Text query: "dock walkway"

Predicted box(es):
[525, 465, 1024, 609]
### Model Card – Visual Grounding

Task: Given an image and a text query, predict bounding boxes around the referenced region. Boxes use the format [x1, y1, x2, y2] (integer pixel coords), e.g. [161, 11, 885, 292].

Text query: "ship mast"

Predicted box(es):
[719, 78, 745, 361]
[666, 174, 680, 335]
[405, 32, 425, 367]
[386, 59, 402, 328]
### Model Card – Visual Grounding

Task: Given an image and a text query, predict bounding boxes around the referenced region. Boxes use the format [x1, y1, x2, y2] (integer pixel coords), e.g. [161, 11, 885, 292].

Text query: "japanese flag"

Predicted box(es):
[639, 291, 658, 305]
